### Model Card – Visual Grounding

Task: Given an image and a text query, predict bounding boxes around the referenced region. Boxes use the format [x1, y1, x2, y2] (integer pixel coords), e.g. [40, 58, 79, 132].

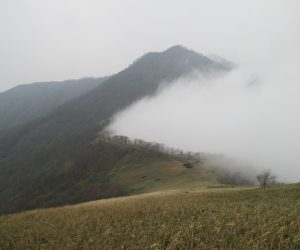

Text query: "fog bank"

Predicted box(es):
[108, 60, 300, 182]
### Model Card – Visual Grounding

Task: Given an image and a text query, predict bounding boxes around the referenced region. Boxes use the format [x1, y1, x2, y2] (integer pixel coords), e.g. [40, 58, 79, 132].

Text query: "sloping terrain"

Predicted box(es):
[0, 137, 239, 215]
[1, 184, 299, 249]
[0, 77, 107, 130]
[107, 150, 218, 193]
[0, 46, 233, 215]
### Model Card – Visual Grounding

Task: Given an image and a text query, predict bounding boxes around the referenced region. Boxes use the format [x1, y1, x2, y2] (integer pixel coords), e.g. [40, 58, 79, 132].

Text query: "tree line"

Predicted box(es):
[99, 134, 217, 161]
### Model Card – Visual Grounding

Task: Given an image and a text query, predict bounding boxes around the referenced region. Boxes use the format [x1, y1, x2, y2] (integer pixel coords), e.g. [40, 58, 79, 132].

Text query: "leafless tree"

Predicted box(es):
[256, 169, 276, 188]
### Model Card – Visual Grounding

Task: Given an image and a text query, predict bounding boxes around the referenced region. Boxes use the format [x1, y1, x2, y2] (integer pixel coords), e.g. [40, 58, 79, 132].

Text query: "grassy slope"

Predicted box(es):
[109, 149, 218, 194]
[0, 140, 222, 215]
[1, 184, 300, 249]
[0, 138, 232, 217]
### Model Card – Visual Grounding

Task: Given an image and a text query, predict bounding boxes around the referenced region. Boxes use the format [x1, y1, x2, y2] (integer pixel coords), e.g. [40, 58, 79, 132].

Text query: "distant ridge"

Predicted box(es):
[0, 77, 107, 130]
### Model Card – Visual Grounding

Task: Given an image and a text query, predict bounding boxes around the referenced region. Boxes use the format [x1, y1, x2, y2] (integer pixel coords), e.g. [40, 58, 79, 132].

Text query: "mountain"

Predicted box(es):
[47, 45, 231, 126]
[0, 45, 235, 215]
[0, 77, 107, 130]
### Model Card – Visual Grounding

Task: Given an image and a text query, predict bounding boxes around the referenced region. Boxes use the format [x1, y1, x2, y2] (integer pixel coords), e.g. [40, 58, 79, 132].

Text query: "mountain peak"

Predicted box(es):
[164, 45, 189, 52]
[131, 45, 232, 77]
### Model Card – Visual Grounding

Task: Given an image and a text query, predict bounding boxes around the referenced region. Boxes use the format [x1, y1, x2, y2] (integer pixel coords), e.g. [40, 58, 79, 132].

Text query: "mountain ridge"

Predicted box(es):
[0, 46, 235, 215]
[0, 77, 107, 130]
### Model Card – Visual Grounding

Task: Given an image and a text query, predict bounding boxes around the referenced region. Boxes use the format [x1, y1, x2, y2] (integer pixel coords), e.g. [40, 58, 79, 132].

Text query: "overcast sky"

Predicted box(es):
[1, 0, 299, 92]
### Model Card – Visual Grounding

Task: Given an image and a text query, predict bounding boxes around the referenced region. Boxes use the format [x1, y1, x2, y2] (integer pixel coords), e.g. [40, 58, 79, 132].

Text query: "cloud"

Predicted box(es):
[108, 58, 300, 182]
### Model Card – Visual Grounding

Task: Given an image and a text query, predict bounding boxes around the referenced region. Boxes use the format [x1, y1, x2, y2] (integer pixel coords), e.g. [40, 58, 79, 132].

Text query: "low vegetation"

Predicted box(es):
[1, 184, 299, 249]
[0, 134, 253, 215]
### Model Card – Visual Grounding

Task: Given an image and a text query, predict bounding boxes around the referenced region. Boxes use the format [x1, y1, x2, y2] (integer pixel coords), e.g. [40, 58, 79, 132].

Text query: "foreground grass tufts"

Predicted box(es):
[1, 184, 300, 249]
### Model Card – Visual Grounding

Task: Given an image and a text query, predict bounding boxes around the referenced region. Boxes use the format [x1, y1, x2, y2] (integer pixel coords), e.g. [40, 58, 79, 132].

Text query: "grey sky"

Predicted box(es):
[1, 0, 299, 92]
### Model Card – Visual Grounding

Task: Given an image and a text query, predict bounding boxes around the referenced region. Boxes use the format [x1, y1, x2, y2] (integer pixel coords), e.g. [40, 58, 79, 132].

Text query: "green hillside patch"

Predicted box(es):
[110, 152, 218, 194]
[0, 136, 252, 215]
[1, 184, 300, 249]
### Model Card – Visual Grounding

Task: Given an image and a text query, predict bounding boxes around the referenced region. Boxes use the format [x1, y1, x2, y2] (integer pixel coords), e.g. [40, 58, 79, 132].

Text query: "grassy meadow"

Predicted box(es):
[1, 184, 300, 249]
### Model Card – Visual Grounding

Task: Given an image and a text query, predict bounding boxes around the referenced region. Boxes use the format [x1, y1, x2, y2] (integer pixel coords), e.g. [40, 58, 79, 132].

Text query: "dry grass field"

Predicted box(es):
[1, 184, 300, 249]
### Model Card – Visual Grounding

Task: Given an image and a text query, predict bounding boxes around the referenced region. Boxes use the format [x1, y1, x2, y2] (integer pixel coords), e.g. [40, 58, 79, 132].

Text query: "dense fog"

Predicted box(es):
[109, 57, 300, 182]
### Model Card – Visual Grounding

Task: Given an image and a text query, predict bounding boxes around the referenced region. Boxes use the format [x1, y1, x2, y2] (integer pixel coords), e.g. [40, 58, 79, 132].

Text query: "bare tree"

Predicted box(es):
[256, 169, 276, 188]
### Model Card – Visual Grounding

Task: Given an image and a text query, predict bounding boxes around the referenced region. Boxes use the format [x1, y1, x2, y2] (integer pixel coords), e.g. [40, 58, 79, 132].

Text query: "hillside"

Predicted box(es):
[0, 46, 234, 215]
[1, 184, 299, 249]
[0, 77, 107, 130]
[0, 135, 249, 215]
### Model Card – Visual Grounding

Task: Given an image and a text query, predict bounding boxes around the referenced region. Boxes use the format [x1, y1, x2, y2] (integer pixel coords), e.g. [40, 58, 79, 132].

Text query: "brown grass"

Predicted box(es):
[1, 184, 300, 249]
